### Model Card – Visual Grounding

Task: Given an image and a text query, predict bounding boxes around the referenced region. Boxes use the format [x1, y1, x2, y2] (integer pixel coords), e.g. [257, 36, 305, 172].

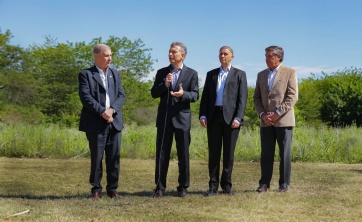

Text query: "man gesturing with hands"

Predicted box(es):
[151, 42, 199, 198]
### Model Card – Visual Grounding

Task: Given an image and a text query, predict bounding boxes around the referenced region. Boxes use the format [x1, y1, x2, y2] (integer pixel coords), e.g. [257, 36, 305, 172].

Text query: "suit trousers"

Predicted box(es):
[86, 124, 121, 194]
[155, 124, 190, 191]
[259, 126, 293, 187]
[207, 109, 240, 191]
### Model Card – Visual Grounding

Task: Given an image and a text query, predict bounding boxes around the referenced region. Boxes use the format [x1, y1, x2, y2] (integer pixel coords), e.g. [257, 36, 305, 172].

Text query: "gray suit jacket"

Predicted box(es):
[151, 64, 199, 130]
[253, 65, 298, 127]
[78, 65, 126, 133]
[199, 66, 248, 125]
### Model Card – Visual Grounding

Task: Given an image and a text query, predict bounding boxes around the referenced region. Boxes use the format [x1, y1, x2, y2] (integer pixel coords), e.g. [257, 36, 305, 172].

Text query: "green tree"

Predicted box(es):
[22, 37, 84, 124]
[320, 68, 362, 127]
[0, 29, 23, 72]
[244, 87, 259, 128]
[296, 76, 323, 126]
[0, 29, 43, 124]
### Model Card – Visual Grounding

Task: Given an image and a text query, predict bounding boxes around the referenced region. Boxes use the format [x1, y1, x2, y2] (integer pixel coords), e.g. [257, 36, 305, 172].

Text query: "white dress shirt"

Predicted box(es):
[96, 65, 110, 109]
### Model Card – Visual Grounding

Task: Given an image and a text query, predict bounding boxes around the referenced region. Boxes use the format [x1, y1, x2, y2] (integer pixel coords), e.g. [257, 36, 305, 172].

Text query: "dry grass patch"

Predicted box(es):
[1, 158, 362, 221]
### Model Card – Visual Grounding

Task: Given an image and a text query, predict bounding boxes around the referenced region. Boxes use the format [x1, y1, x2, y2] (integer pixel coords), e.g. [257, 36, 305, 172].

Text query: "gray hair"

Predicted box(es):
[170, 41, 187, 56]
[93, 44, 111, 55]
[265, 45, 284, 62]
[219, 46, 234, 55]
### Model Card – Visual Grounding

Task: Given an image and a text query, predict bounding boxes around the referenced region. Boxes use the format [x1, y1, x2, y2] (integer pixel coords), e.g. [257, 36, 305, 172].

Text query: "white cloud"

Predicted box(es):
[291, 65, 341, 79]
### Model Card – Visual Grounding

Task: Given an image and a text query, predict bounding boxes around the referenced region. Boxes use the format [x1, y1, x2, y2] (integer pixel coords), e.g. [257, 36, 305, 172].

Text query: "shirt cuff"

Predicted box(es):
[234, 117, 241, 123]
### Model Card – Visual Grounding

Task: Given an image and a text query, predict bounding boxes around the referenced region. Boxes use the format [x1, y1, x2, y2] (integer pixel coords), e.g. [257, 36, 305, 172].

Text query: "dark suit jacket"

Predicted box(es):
[151, 64, 199, 130]
[199, 66, 248, 125]
[78, 65, 126, 133]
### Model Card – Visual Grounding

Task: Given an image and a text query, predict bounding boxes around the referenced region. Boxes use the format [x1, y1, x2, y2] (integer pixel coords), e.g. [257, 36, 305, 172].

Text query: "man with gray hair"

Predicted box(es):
[78, 43, 126, 200]
[254, 45, 298, 193]
[151, 42, 199, 198]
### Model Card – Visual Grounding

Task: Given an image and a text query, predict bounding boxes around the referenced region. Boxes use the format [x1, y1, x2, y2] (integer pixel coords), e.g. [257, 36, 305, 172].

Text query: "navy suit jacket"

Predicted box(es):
[151, 64, 199, 130]
[199, 66, 248, 125]
[78, 65, 126, 133]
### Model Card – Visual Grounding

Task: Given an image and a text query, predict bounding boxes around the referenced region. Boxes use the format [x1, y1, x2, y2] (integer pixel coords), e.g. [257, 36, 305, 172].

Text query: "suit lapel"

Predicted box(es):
[107, 69, 116, 102]
[224, 66, 234, 88]
[107, 69, 114, 90]
[271, 65, 283, 90]
[213, 69, 219, 91]
[174, 65, 188, 91]
[260, 69, 269, 91]
[91, 66, 106, 90]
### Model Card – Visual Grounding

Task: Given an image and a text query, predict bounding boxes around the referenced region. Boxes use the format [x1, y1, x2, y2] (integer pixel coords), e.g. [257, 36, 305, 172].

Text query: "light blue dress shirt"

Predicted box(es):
[215, 65, 231, 106]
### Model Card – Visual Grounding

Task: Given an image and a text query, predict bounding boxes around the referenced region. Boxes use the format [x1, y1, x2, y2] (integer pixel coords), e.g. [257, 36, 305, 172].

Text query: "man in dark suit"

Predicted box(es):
[151, 42, 199, 198]
[199, 46, 248, 196]
[254, 45, 298, 193]
[78, 44, 126, 200]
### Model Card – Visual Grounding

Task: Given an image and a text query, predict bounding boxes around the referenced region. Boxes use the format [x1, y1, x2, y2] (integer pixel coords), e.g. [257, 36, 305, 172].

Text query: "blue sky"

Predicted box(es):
[1, 0, 361, 86]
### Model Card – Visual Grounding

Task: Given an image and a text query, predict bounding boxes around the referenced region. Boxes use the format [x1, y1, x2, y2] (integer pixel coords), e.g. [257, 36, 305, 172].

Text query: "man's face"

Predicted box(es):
[95, 49, 112, 70]
[168, 46, 184, 65]
[219, 48, 234, 66]
[265, 50, 281, 70]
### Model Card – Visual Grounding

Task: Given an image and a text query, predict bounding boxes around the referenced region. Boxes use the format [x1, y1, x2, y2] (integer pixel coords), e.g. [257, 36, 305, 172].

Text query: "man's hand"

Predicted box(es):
[165, 73, 172, 88]
[261, 112, 273, 126]
[102, 108, 114, 123]
[200, 118, 207, 128]
[268, 112, 280, 122]
[231, 119, 240, 129]
[170, 83, 184, 97]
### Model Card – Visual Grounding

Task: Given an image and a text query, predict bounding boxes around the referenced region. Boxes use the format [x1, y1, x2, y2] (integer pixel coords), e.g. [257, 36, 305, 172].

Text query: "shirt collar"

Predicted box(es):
[269, 64, 282, 73]
[171, 64, 183, 71]
[219, 65, 231, 73]
[95, 65, 109, 75]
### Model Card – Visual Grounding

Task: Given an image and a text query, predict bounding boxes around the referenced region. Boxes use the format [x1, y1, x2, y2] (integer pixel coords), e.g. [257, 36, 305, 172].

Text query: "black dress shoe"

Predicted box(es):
[92, 192, 102, 200]
[107, 191, 122, 199]
[177, 188, 188, 197]
[278, 183, 288, 192]
[204, 189, 217, 197]
[153, 189, 164, 198]
[256, 184, 268, 193]
[222, 188, 234, 195]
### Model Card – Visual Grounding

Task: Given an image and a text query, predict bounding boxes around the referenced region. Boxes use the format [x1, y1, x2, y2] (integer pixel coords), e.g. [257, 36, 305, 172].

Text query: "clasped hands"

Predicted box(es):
[102, 108, 115, 123]
[262, 112, 280, 126]
[165, 73, 183, 97]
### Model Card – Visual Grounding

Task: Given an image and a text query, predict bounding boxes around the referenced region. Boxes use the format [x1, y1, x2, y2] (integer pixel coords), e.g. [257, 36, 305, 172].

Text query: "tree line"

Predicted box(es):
[0, 28, 361, 128]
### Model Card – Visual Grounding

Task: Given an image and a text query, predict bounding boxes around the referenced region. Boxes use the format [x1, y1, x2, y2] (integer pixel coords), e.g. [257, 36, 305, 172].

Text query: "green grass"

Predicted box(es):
[1, 123, 362, 163]
[1, 158, 362, 221]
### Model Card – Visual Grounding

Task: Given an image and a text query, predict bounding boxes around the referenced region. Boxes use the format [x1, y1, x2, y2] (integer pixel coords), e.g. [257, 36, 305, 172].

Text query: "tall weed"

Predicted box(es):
[0, 123, 361, 163]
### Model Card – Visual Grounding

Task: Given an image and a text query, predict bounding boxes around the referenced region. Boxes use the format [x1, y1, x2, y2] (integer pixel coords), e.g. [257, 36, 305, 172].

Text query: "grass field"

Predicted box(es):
[1, 157, 362, 221]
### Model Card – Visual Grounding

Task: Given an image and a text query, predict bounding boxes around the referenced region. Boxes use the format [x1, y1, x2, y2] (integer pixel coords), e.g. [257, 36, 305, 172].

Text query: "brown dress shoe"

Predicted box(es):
[278, 184, 288, 192]
[153, 189, 164, 198]
[256, 184, 268, 192]
[177, 189, 188, 197]
[107, 191, 122, 199]
[92, 192, 102, 200]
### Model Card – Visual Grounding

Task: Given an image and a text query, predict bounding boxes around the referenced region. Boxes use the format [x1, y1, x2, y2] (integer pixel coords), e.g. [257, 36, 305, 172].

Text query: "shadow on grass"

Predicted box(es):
[0, 190, 210, 200]
[350, 169, 362, 174]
